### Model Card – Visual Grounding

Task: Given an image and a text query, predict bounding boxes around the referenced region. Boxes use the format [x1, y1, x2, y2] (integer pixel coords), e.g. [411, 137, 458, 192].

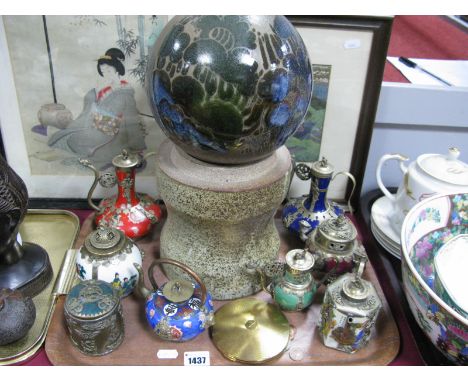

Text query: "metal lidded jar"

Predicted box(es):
[318, 253, 382, 353]
[64, 279, 124, 356]
[306, 214, 358, 274]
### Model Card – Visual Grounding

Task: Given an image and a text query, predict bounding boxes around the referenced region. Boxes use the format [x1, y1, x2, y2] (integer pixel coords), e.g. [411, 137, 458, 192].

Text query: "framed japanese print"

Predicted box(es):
[0, 15, 168, 203]
[0, 15, 392, 207]
[285, 16, 392, 209]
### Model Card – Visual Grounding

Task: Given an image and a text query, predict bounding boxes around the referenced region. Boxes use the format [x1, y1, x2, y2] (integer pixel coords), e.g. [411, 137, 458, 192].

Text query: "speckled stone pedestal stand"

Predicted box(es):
[155, 140, 292, 300]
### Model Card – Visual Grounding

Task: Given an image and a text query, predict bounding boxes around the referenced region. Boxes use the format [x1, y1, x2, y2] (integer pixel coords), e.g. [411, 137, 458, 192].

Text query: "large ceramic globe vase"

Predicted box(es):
[147, 15, 312, 164]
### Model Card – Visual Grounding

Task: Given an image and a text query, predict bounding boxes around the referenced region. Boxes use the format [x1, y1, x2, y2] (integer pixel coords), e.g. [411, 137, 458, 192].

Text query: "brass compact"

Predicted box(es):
[211, 298, 291, 364]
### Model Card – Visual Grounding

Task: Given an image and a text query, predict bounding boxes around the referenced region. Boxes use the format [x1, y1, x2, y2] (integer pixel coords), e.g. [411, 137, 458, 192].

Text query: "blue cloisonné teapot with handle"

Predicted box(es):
[282, 157, 356, 241]
[134, 259, 214, 342]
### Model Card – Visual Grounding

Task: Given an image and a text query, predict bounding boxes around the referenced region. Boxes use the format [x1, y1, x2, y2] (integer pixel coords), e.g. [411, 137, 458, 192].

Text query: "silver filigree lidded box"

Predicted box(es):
[64, 279, 124, 356]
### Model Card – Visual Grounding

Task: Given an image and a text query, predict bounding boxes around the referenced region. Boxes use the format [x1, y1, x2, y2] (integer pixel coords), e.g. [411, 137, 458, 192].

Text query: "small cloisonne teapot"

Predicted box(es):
[282, 157, 356, 241]
[134, 259, 214, 342]
[259, 249, 335, 312]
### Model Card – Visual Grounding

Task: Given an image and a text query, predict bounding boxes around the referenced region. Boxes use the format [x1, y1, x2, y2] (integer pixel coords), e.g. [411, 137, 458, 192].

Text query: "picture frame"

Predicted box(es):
[286, 16, 393, 210]
[0, 16, 168, 207]
[0, 15, 392, 209]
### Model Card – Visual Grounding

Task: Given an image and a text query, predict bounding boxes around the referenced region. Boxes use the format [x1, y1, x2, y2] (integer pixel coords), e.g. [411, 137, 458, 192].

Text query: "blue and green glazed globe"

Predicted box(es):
[147, 15, 313, 164]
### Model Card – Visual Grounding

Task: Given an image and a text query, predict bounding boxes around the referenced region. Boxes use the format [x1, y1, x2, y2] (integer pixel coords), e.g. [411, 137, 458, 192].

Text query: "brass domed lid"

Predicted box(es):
[161, 280, 195, 303]
[211, 298, 290, 364]
[83, 227, 128, 258]
[112, 149, 140, 169]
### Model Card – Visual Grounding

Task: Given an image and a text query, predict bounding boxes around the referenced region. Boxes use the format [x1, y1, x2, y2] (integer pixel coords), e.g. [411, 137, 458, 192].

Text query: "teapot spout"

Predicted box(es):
[133, 263, 151, 299]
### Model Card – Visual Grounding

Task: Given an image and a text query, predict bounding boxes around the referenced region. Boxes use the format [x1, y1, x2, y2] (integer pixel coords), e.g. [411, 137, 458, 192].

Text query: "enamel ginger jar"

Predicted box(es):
[135, 259, 214, 342]
[75, 227, 143, 297]
[147, 15, 313, 164]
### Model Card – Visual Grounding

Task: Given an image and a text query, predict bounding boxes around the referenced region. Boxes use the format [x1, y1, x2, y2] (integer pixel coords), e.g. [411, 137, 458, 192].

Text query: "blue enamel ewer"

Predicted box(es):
[282, 157, 356, 242]
[134, 259, 214, 342]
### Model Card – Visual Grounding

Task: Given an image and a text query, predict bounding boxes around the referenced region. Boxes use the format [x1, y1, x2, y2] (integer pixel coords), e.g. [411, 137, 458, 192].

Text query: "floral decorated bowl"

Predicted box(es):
[401, 192, 468, 364]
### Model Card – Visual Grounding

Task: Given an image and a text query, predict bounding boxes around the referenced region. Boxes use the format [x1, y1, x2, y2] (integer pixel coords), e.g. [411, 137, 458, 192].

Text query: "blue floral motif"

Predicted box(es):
[271, 72, 289, 103]
[148, 16, 312, 164]
[451, 194, 468, 225]
[269, 104, 290, 126]
[410, 207, 441, 234]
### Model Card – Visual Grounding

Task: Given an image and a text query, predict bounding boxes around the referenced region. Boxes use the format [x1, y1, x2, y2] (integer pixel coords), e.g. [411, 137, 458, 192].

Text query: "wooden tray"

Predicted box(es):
[45, 214, 400, 365]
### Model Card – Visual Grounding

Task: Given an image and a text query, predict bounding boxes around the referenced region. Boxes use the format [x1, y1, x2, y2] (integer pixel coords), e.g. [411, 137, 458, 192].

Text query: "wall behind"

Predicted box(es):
[360, 83, 468, 197]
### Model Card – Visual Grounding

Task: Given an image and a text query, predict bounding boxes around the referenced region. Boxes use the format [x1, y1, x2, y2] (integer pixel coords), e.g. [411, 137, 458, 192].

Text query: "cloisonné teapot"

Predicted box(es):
[134, 259, 214, 342]
[282, 157, 356, 241]
[80, 149, 162, 239]
[260, 249, 316, 311]
[259, 249, 335, 312]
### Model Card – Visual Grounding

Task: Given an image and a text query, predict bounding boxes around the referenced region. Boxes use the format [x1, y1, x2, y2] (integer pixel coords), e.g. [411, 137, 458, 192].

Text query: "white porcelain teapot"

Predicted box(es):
[376, 147, 468, 233]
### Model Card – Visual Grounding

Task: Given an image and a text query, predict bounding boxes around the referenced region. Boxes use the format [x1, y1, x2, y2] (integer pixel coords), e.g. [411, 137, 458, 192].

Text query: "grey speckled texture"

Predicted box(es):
[156, 140, 292, 300]
[0, 293, 36, 345]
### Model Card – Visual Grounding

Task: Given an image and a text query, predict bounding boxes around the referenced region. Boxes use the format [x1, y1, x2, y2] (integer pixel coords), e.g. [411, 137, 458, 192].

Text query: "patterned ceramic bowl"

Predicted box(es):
[401, 192, 468, 365]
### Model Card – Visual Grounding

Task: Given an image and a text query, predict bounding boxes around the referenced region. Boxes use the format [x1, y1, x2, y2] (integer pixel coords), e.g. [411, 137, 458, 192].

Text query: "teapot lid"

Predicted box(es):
[83, 226, 128, 258]
[162, 280, 195, 303]
[418, 147, 468, 186]
[285, 249, 314, 272]
[342, 276, 369, 301]
[317, 215, 357, 244]
[310, 157, 334, 178]
[112, 149, 140, 168]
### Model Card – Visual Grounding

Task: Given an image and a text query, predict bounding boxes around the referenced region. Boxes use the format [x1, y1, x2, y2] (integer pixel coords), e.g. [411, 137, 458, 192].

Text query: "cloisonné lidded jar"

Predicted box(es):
[264, 249, 317, 311]
[147, 15, 313, 164]
[64, 280, 124, 356]
[75, 227, 143, 297]
[135, 259, 214, 342]
[318, 256, 382, 353]
[305, 214, 359, 275]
